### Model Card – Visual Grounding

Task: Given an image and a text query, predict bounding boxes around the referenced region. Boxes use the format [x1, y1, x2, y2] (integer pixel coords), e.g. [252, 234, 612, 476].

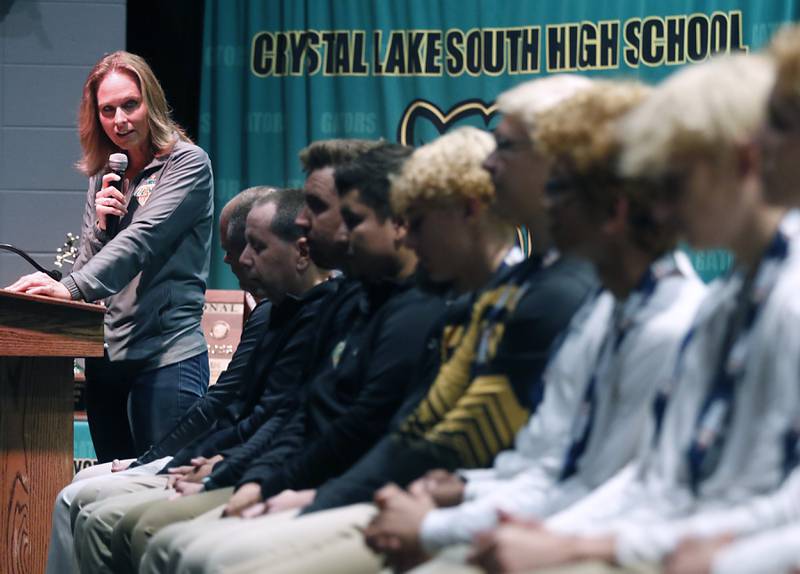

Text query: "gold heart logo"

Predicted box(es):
[397, 99, 497, 146]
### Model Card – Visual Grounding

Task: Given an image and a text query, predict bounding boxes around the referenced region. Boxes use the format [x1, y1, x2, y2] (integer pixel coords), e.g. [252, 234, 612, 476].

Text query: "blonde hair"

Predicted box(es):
[496, 75, 594, 140]
[770, 25, 800, 105]
[535, 81, 682, 255]
[536, 81, 651, 173]
[77, 51, 190, 176]
[618, 53, 775, 178]
[390, 127, 494, 215]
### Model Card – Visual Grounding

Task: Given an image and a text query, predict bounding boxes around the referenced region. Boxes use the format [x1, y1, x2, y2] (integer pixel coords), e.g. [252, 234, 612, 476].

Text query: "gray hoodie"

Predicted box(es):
[63, 139, 213, 369]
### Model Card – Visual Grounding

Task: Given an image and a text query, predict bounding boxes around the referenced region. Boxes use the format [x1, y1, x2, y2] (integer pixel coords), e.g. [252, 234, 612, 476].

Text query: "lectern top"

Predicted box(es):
[0, 288, 105, 313]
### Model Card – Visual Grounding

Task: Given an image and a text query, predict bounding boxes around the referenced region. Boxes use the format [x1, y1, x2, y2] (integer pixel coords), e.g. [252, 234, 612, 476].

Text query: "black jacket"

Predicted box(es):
[237, 278, 447, 499]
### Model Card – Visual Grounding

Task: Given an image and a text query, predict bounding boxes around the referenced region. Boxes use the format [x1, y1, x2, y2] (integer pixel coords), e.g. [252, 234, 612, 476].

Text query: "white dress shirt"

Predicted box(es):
[547, 211, 800, 567]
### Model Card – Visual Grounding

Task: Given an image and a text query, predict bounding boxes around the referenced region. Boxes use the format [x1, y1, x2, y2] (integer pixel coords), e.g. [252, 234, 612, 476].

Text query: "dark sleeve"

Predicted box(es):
[186, 303, 321, 484]
[242, 294, 445, 499]
[133, 301, 272, 466]
[203, 402, 306, 490]
[494, 263, 595, 407]
[304, 434, 452, 513]
[67, 145, 213, 302]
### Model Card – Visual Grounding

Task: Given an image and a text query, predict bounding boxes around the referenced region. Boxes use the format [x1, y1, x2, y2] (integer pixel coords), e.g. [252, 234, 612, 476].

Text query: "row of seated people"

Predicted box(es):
[48, 24, 800, 574]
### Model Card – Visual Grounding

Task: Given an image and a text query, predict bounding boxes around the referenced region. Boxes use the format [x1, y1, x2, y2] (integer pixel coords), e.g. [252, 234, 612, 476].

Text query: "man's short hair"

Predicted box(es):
[390, 127, 495, 216]
[226, 186, 277, 252]
[333, 143, 413, 220]
[496, 75, 594, 141]
[251, 188, 306, 242]
[299, 139, 384, 174]
[618, 53, 775, 179]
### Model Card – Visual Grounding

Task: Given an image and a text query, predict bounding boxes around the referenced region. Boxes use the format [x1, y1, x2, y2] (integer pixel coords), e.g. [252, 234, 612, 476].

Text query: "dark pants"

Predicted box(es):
[84, 351, 209, 462]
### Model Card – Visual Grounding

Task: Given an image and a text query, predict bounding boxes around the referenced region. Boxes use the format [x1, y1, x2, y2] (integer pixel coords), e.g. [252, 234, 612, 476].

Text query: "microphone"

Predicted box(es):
[0, 244, 63, 280]
[105, 153, 128, 237]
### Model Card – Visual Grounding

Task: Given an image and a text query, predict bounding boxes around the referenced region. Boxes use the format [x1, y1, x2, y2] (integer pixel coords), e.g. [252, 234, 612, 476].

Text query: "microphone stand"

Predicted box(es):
[0, 243, 63, 280]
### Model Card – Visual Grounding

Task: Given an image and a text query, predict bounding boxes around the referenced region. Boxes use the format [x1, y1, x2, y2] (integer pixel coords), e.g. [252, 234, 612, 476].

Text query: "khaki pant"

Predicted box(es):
[125, 487, 235, 571]
[141, 503, 379, 574]
[46, 458, 168, 574]
[71, 472, 169, 528]
[73, 474, 171, 573]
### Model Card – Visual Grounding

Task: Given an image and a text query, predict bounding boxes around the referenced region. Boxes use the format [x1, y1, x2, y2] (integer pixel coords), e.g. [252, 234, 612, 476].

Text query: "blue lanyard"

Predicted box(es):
[783, 417, 800, 479]
[472, 254, 544, 369]
[651, 328, 696, 447]
[686, 229, 790, 494]
[559, 255, 677, 481]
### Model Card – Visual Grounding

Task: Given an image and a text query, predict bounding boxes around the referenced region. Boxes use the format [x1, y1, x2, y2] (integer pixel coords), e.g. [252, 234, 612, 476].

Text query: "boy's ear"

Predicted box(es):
[463, 196, 484, 222]
[392, 216, 408, 247]
[601, 196, 629, 236]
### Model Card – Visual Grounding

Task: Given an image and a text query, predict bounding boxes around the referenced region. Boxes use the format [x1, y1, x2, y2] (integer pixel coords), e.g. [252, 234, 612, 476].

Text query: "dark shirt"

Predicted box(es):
[305, 255, 596, 513]
[156, 278, 344, 471]
[199, 279, 363, 487]
[237, 278, 447, 499]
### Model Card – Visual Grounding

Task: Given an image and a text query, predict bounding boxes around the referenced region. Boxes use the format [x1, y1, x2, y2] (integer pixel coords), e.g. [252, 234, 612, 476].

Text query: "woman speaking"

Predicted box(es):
[7, 51, 212, 462]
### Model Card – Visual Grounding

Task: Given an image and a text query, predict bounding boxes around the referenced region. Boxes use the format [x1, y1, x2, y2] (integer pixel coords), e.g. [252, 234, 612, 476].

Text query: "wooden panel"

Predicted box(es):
[0, 289, 104, 357]
[0, 356, 72, 574]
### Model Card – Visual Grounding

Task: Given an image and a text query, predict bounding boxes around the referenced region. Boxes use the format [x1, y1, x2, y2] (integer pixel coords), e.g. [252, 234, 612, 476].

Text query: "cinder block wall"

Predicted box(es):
[0, 0, 125, 287]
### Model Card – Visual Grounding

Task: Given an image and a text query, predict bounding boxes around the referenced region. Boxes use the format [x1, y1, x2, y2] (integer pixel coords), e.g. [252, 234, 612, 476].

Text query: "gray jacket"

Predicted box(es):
[63, 139, 214, 369]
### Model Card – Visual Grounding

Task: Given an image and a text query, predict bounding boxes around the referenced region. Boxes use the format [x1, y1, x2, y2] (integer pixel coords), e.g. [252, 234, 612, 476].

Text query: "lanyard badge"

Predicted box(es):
[558, 254, 679, 481]
[686, 229, 790, 494]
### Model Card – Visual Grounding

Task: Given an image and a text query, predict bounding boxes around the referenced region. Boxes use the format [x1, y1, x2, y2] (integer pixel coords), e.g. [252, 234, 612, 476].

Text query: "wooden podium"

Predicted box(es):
[0, 289, 104, 574]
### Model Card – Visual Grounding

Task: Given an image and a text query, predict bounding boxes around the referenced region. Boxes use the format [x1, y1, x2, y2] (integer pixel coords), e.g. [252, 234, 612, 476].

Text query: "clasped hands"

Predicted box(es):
[222, 484, 317, 519]
[166, 454, 225, 497]
[363, 469, 580, 574]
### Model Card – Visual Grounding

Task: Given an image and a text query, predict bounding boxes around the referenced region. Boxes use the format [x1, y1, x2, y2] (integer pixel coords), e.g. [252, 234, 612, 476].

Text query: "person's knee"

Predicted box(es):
[58, 471, 109, 526]
[175, 538, 213, 574]
[70, 483, 103, 528]
[72, 505, 96, 562]
[82, 510, 109, 541]
[140, 521, 187, 574]
[56, 482, 79, 513]
[73, 504, 93, 543]
[111, 506, 138, 553]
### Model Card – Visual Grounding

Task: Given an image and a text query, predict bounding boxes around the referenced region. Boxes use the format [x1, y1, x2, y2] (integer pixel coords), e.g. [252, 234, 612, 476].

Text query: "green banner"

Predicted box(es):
[200, 0, 797, 287]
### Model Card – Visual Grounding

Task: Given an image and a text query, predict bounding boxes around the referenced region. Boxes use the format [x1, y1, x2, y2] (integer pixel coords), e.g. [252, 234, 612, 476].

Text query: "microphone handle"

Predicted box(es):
[105, 170, 126, 237]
